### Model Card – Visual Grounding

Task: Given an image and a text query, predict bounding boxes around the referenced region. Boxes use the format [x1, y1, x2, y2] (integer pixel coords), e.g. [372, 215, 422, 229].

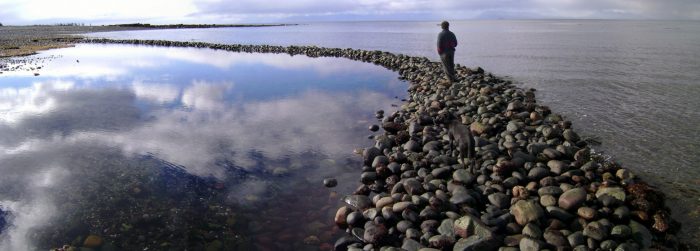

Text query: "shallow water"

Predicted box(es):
[0, 44, 406, 250]
[91, 20, 700, 241]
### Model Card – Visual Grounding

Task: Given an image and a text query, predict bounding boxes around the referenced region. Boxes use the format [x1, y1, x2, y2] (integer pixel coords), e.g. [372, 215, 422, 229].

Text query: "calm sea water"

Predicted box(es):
[91, 20, 700, 240]
[0, 44, 404, 250]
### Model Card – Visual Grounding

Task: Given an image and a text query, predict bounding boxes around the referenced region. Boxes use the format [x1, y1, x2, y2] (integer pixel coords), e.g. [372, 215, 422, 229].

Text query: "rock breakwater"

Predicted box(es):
[79, 38, 683, 250]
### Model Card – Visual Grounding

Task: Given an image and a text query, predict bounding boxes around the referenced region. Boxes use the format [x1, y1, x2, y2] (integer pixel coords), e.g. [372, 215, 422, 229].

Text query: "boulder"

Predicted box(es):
[558, 187, 587, 210]
[510, 200, 544, 225]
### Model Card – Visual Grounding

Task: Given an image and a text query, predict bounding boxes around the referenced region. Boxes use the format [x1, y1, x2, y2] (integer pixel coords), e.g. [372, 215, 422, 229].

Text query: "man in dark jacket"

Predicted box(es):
[437, 21, 458, 82]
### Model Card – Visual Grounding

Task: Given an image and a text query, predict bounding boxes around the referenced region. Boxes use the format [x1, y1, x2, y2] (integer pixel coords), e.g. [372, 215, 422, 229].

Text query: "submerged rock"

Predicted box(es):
[323, 178, 338, 187]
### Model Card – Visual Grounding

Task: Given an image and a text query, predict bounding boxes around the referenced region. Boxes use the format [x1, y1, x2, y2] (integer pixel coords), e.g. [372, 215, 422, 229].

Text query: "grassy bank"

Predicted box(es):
[0, 24, 292, 58]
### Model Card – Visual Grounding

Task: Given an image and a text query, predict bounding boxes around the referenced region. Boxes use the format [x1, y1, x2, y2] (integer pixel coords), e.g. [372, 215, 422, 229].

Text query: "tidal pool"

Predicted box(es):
[0, 44, 406, 250]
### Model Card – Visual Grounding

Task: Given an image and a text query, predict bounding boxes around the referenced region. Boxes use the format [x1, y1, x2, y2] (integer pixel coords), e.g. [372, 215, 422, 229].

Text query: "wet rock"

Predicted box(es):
[600, 239, 618, 250]
[567, 231, 585, 247]
[360, 172, 377, 184]
[547, 206, 575, 221]
[470, 122, 488, 135]
[522, 223, 542, 238]
[547, 160, 568, 175]
[543, 230, 570, 248]
[574, 148, 590, 162]
[577, 207, 597, 220]
[615, 243, 639, 251]
[335, 206, 351, 226]
[423, 141, 441, 152]
[453, 235, 499, 251]
[437, 219, 455, 237]
[403, 178, 424, 196]
[347, 211, 364, 226]
[344, 195, 372, 210]
[538, 186, 563, 197]
[558, 187, 587, 210]
[504, 234, 524, 247]
[543, 148, 562, 159]
[304, 235, 321, 245]
[401, 239, 424, 251]
[392, 201, 413, 213]
[363, 222, 387, 244]
[615, 168, 634, 181]
[405, 140, 422, 152]
[453, 215, 494, 239]
[453, 169, 475, 185]
[595, 186, 625, 204]
[83, 235, 103, 248]
[450, 186, 475, 205]
[519, 237, 544, 251]
[372, 156, 390, 168]
[610, 225, 632, 239]
[335, 235, 361, 251]
[539, 195, 557, 207]
[583, 221, 608, 241]
[488, 192, 510, 209]
[363, 147, 381, 166]
[375, 197, 394, 209]
[652, 212, 670, 233]
[397, 220, 413, 233]
[431, 167, 450, 179]
[369, 124, 380, 132]
[563, 129, 580, 142]
[527, 143, 548, 155]
[510, 200, 544, 226]
[382, 121, 406, 134]
[527, 167, 549, 181]
[428, 234, 455, 249]
[629, 220, 652, 248]
[324, 178, 338, 187]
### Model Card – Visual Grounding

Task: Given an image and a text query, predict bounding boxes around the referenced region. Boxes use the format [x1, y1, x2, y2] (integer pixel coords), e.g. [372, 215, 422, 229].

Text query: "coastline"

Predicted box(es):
[76, 38, 687, 250]
[0, 24, 292, 58]
[0, 36, 691, 249]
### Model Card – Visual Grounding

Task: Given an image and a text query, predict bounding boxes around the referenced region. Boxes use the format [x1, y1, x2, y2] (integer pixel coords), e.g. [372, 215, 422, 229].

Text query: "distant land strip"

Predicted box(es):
[0, 23, 296, 58]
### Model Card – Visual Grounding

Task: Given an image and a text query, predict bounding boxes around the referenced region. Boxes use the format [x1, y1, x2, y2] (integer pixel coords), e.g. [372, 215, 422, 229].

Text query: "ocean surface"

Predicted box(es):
[0, 44, 404, 249]
[89, 20, 700, 241]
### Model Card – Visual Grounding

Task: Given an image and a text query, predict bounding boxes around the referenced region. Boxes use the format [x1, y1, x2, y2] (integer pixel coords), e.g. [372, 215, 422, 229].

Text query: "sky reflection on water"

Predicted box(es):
[0, 44, 405, 249]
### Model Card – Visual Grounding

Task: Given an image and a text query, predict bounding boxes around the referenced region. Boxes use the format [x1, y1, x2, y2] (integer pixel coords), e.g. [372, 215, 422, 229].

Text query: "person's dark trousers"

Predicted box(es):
[440, 51, 456, 82]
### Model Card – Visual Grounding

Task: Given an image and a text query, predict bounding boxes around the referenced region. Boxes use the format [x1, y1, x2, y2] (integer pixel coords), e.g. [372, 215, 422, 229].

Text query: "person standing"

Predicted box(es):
[437, 21, 458, 82]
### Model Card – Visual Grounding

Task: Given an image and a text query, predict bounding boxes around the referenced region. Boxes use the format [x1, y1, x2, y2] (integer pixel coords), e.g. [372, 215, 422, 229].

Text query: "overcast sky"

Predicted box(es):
[0, 0, 698, 25]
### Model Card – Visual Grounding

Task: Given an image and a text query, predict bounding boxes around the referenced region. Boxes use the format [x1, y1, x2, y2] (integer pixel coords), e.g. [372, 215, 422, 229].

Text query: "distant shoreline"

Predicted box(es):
[0, 23, 295, 58]
[107, 23, 297, 29]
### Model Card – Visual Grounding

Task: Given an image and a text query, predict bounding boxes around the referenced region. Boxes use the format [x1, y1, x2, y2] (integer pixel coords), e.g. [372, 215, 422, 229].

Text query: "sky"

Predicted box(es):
[0, 0, 698, 25]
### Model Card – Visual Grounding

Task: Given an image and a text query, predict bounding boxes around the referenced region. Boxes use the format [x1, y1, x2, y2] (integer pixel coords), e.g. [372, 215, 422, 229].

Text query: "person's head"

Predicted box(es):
[441, 21, 449, 30]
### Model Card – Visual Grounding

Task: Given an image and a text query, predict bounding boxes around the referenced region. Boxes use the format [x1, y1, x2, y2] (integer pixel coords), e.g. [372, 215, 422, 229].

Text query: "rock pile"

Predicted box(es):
[80, 39, 681, 251]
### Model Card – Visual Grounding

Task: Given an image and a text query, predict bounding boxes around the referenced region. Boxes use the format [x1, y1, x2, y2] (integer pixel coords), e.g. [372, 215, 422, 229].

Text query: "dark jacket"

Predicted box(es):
[437, 29, 458, 54]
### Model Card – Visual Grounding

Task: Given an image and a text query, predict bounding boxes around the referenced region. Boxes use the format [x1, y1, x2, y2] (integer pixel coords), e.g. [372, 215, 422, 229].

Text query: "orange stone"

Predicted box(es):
[83, 235, 103, 248]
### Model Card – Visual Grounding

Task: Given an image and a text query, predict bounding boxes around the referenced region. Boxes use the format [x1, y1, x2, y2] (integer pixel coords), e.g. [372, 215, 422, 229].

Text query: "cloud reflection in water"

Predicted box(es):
[0, 44, 404, 249]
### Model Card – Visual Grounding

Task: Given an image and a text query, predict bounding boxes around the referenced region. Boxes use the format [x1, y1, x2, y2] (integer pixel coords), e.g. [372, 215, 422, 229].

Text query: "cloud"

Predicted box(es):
[0, 78, 398, 248]
[1, 0, 698, 24]
[131, 81, 180, 103]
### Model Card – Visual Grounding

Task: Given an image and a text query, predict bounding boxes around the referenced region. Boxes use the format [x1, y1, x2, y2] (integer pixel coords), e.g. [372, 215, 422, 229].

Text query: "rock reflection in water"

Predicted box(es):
[0, 45, 405, 250]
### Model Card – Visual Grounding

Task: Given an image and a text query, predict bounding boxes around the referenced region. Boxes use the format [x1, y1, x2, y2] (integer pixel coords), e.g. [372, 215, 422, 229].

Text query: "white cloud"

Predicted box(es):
[1, 0, 698, 24]
[0, 81, 74, 124]
[181, 80, 233, 110]
[132, 81, 179, 103]
[8, 0, 196, 23]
